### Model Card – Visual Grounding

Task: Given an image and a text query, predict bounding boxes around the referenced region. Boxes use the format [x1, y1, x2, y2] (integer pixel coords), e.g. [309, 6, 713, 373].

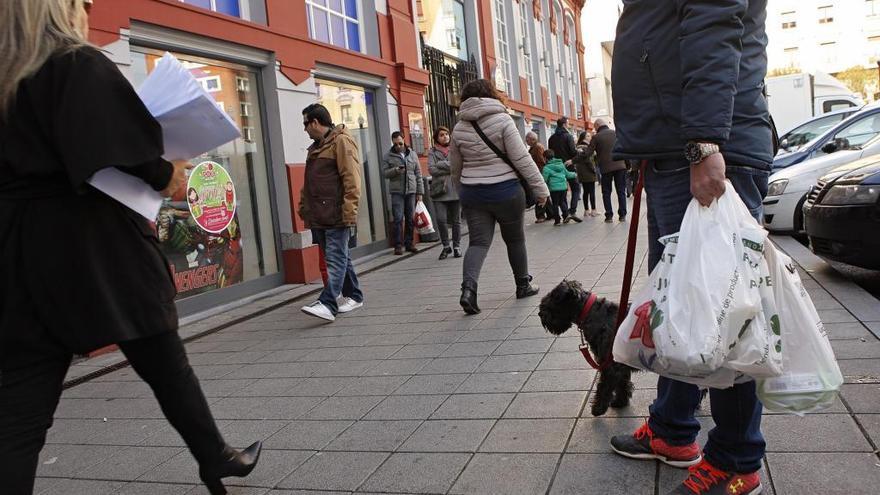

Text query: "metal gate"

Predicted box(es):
[422, 37, 478, 133]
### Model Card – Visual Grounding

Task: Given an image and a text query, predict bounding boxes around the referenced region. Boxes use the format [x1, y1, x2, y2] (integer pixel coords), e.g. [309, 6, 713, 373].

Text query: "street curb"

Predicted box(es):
[62, 240, 446, 389]
[771, 235, 880, 340]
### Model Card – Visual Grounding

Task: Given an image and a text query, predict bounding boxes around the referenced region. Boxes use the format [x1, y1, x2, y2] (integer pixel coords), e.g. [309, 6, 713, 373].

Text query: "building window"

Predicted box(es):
[236, 76, 250, 92]
[783, 47, 800, 68]
[240, 102, 251, 117]
[819, 42, 836, 64]
[518, 0, 535, 105]
[340, 104, 352, 123]
[418, 0, 468, 60]
[242, 126, 254, 142]
[868, 0, 880, 16]
[306, 0, 362, 52]
[818, 5, 833, 24]
[180, 0, 241, 18]
[199, 75, 222, 92]
[781, 11, 797, 29]
[566, 15, 582, 118]
[494, 0, 512, 94]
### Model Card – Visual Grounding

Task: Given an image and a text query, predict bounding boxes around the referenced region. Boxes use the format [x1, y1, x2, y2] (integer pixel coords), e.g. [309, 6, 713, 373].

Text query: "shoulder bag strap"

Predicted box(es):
[470, 119, 525, 181]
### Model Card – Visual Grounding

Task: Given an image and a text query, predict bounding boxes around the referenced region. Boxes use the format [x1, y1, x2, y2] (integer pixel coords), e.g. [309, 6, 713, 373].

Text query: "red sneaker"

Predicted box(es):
[666, 459, 762, 495]
[610, 421, 702, 468]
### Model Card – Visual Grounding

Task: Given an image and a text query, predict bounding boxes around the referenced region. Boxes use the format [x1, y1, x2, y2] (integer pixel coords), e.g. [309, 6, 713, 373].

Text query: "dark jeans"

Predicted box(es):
[312, 227, 363, 314]
[391, 193, 415, 248]
[644, 158, 769, 474]
[0, 332, 225, 495]
[549, 190, 569, 221]
[461, 187, 528, 285]
[567, 178, 581, 215]
[581, 181, 597, 210]
[601, 169, 628, 218]
[434, 200, 462, 248]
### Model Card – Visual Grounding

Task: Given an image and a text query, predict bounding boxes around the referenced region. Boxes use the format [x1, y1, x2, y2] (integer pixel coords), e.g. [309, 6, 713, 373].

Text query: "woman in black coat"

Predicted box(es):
[0, 2, 259, 493]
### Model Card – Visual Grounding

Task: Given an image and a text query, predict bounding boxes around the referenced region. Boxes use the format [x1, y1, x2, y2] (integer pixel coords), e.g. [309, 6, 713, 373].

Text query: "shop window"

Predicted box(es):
[130, 48, 279, 300]
[306, 0, 363, 52]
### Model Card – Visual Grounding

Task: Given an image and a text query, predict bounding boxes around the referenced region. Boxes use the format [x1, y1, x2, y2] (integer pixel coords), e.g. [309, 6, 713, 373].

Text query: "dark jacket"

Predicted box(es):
[590, 126, 627, 174]
[299, 125, 362, 228]
[572, 145, 598, 182]
[427, 146, 458, 201]
[610, 0, 773, 169]
[548, 127, 577, 162]
[383, 146, 424, 195]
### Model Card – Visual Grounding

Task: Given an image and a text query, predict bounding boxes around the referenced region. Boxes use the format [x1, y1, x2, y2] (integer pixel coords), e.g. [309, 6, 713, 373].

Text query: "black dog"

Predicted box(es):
[538, 280, 635, 416]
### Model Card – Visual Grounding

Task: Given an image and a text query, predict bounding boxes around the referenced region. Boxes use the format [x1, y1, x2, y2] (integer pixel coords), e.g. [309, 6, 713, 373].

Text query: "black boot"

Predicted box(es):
[515, 276, 540, 299]
[460, 280, 480, 315]
[199, 442, 263, 494]
[439, 246, 452, 260]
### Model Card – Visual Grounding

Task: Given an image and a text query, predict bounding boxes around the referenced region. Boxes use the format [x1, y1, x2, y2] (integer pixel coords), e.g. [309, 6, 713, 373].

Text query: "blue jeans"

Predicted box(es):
[312, 227, 363, 315]
[644, 159, 769, 474]
[391, 193, 415, 248]
[567, 178, 581, 215]
[601, 169, 628, 218]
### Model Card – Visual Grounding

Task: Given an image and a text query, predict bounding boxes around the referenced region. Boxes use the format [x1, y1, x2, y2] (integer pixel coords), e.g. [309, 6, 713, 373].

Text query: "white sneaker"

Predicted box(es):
[337, 297, 364, 314]
[301, 301, 335, 322]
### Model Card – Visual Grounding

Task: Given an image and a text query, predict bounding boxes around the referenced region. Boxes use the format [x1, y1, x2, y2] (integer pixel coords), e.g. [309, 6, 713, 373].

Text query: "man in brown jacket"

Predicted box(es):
[589, 118, 628, 223]
[526, 131, 549, 223]
[298, 103, 363, 322]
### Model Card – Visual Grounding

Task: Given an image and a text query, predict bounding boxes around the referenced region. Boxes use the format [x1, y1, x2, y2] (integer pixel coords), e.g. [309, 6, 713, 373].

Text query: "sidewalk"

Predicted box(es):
[35, 197, 880, 495]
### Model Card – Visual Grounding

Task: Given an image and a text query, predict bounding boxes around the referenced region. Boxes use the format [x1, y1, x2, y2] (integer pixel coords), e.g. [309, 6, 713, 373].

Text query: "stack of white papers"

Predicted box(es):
[88, 52, 242, 221]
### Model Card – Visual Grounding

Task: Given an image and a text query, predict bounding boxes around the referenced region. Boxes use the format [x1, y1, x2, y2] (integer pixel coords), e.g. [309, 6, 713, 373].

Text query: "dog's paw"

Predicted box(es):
[590, 402, 610, 416]
[610, 396, 630, 409]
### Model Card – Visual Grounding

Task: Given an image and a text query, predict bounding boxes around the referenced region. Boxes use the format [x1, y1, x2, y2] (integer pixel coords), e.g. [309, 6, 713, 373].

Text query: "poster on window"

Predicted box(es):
[186, 161, 237, 234]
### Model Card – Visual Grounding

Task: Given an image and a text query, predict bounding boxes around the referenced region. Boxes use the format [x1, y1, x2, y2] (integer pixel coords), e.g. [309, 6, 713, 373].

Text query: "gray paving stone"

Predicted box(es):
[36, 444, 124, 478]
[216, 420, 290, 449]
[198, 379, 257, 398]
[476, 354, 544, 373]
[337, 345, 405, 361]
[522, 370, 595, 392]
[116, 482, 194, 494]
[303, 396, 385, 420]
[767, 452, 880, 494]
[584, 387, 658, 418]
[831, 339, 880, 359]
[431, 393, 515, 419]
[77, 446, 183, 480]
[856, 414, 880, 445]
[323, 420, 421, 451]
[358, 452, 471, 493]
[410, 331, 472, 344]
[417, 356, 487, 374]
[480, 418, 575, 453]
[456, 372, 529, 393]
[263, 420, 353, 450]
[227, 378, 304, 397]
[399, 420, 496, 452]
[825, 322, 876, 340]
[222, 363, 300, 380]
[839, 358, 880, 383]
[493, 338, 555, 355]
[549, 453, 655, 495]
[45, 418, 166, 445]
[537, 352, 591, 370]
[335, 375, 409, 396]
[309, 360, 384, 378]
[567, 417, 650, 453]
[762, 414, 873, 452]
[40, 479, 126, 495]
[456, 328, 515, 342]
[504, 391, 587, 418]
[62, 381, 152, 399]
[286, 377, 353, 397]
[392, 343, 451, 359]
[394, 373, 469, 395]
[449, 453, 559, 495]
[841, 384, 880, 413]
[441, 341, 503, 358]
[817, 309, 858, 324]
[277, 451, 390, 491]
[364, 394, 448, 420]
[53, 398, 163, 420]
[224, 449, 314, 488]
[362, 358, 428, 376]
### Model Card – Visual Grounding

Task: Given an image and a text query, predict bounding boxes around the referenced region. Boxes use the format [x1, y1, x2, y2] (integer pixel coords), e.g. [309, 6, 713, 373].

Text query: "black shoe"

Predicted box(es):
[394, 246, 403, 255]
[406, 245, 419, 253]
[569, 215, 583, 223]
[553, 220, 562, 226]
[619, 215, 627, 222]
[439, 246, 452, 260]
[515, 276, 540, 299]
[453, 247, 463, 258]
[199, 442, 263, 495]
[460, 281, 480, 315]
[604, 216, 613, 223]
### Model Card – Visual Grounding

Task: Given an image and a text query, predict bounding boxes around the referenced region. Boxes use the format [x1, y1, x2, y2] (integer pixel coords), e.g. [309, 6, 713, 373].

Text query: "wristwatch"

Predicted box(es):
[684, 141, 720, 165]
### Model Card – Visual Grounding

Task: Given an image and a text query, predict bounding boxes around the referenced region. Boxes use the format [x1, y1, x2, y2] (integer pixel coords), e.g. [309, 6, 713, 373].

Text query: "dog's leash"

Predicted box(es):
[578, 160, 647, 371]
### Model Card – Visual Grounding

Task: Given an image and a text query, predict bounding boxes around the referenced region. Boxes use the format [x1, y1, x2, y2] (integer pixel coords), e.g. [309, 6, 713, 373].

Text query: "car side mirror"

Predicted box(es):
[779, 138, 789, 150]
[821, 142, 838, 154]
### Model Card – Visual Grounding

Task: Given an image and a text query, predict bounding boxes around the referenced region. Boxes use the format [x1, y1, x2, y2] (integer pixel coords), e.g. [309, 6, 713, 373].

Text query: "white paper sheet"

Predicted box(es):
[88, 167, 164, 221]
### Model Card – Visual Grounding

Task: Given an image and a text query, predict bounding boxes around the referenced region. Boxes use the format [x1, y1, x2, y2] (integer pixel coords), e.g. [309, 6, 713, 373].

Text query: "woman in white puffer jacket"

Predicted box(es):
[449, 80, 550, 315]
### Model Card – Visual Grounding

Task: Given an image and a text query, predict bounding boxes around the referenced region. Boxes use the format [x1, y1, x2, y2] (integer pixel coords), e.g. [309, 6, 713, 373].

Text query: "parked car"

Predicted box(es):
[764, 133, 880, 233]
[803, 158, 880, 269]
[776, 107, 859, 155]
[772, 102, 880, 170]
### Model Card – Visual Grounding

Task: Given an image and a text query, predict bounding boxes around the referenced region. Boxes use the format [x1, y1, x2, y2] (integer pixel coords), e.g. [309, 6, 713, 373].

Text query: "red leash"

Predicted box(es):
[578, 160, 647, 371]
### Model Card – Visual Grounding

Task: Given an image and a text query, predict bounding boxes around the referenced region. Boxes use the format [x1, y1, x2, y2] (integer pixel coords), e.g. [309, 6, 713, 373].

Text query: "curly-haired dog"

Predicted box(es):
[538, 280, 635, 416]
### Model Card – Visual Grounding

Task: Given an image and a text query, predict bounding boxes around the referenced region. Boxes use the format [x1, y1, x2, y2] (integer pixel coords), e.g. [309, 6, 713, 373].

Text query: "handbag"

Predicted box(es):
[430, 176, 448, 198]
[470, 120, 537, 207]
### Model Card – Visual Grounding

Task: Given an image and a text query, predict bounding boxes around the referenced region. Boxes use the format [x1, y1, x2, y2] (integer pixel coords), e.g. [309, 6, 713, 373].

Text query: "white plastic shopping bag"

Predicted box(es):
[413, 200, 435, 235]
[757, 242, 843, 415]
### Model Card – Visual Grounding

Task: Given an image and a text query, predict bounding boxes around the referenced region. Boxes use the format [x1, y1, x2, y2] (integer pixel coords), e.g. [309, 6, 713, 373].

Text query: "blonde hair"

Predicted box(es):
[0, 0, 88, 117]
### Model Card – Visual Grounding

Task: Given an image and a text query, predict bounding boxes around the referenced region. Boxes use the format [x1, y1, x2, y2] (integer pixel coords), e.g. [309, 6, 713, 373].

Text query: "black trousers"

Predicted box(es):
[0, 332, 225, 495]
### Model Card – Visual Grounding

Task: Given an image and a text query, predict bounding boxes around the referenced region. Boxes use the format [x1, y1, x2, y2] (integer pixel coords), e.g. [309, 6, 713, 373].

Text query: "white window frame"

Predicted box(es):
[199, 75, 222, 92]
[305, 0, 365, 53]
[818, 5, 833, 24]
[783, 46, 800, 67]
[566, 14, 581, 116]
[236, 76, 250, 92]
[240, 101, 251, 117]
[781, 11, 797, 29]
[494, 0, 513, 95]
[518, 0, 536, 105]
[869, 0, 880, 16]
[242, 126, 254, 141]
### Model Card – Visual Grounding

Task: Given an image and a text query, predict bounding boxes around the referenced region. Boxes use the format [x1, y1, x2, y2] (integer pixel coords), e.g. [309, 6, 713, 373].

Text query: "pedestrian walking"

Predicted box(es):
[548, 116, 582, 219]
[525, 131, 550, 223]
[384, 131, 424, 255]
[541, 149, 579, 226]
[428, 126, 462, 260]
[572, 131, 600, 217]
[589, 118, 628, 222]
[299, 103, 364, 322]
[608, 1, 775, 494]
[449, 79, 550, 315]
[0, 2, 261, 493]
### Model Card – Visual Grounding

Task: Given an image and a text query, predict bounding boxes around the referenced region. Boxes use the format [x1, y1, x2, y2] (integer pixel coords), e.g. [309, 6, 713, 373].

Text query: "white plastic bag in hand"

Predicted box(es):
[757, 242, 843, 415]
[413, 200, 435, 235]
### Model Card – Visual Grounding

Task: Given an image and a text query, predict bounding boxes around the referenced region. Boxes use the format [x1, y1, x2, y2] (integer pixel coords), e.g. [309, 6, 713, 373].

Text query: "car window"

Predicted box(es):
[781, 113, 848, 152]
[823, 100, 857, 113]
[814, 112, 880, 157]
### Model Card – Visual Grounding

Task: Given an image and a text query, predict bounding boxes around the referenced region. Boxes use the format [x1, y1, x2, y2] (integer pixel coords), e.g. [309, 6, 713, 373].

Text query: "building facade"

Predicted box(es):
[89, 0, 429, 316]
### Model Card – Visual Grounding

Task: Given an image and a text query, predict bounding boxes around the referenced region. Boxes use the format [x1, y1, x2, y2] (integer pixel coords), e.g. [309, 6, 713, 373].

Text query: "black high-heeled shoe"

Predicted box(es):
[199, 441, 263, 495]
[460, 280, 480, 315]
